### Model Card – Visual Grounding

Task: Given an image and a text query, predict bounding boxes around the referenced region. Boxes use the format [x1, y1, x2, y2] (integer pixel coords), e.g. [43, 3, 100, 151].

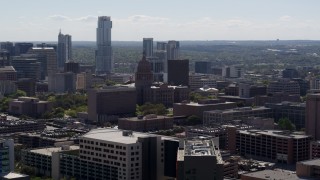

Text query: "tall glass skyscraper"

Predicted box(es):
[143, 38, 153, 57]
[57, 30, 72, 69]
[96, 16, 113, 74]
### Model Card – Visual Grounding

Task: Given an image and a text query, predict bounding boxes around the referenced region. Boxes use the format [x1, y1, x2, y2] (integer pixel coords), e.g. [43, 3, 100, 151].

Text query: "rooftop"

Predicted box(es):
[242, 169, 300, 180]
[0, 66, 16, 72]
[298, 159, 320, 166]
[239, 129, 310, 139]
[2, 172, 28, 179]
[30, 145, 79, 156]
[82, 128, 154, 144]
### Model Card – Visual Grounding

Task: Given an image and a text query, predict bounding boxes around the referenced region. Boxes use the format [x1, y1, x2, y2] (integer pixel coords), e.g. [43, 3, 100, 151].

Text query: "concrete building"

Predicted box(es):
[87, 86, 137, 123]
[57, 30, 72, 69]
[265, 102, 306, 130]
[0, 66, 17, 95]
[267, 79, 300, 95]
[282, 68, 299, 79]
[118, 115, 173, 132]
[227, 128, 311, 164]
[239, 83, 267, 98]
[143, 84, 189, 107]
[189, 75, 217, 91]
[51, 72, 76, 93]
[306, 94, 320, 140]
[311, 141, 320, 159]
[96, 16, 113, 74]
[0, 139, 14, 176]
[0, 50, 11, 66]
[173, 100, 237, 119]
[296, 159, 320, 179]
[166, 40, 180, 60]
[254, 93, 301, 106]
[76, 72, 92, 90]
[167, 59, 189, 86]
[176, 137, 224, 180]
[156, 42, 167, 51]
[142, 38, 153, 57]
[0, 117, 45, 135]
[203, 107, 273, 125]
[9, 97, 52, 118]
[222, 65, 243, 78]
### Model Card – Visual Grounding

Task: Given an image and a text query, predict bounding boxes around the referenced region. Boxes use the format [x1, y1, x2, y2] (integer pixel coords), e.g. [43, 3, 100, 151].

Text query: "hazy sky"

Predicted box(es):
[1, 0, 320, 41]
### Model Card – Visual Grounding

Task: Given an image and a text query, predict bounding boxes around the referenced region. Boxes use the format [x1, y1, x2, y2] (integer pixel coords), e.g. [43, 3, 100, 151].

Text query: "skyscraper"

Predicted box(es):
[166, 40, 180, 60]
[96, 16, 113, 74]
[143, 38, 153, 57]
[306, 94, 320, 140]
[57, 30, 72, 69]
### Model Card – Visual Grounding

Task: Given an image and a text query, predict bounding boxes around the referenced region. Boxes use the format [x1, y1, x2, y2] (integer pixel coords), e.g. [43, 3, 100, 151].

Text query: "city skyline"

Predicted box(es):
[1, 0, 320, 41]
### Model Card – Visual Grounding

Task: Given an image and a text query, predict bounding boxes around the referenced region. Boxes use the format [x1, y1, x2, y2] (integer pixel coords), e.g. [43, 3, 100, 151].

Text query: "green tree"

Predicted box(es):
[136, 103, 168, 116]
[278, 117, 295, 131]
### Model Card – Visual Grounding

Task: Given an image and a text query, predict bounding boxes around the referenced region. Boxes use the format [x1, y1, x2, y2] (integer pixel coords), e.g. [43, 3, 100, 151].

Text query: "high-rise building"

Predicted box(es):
[0, 139, 14, 176]
[11, 57, 41, 80]
[14, 42, 33, 56]
[143, 38, 153, 57]
[166, 40, 180, 60]
[0, 51, 10, 66]
[57, 30, 72, 69]
[167, 59, 189, 86]
[96, 16, 113, 74]
[156, 42, 167, 51]
[195, 61, 212, 74]
[306, 94, 320, 140]
[0, 42, 14, 56]
[135, 52, 153, 105]
[64, 61, 80, 74]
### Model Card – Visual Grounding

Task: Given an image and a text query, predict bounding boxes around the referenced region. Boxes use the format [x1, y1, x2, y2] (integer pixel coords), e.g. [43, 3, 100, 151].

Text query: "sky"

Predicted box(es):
[1, 0, 320, 41]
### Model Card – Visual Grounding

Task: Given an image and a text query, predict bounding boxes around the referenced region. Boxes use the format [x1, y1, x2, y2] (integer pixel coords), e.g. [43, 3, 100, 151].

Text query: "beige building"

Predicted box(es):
[296, 159, 320, 179]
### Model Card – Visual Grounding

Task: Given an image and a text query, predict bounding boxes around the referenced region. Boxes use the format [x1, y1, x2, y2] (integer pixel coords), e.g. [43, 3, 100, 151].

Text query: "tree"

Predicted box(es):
[278, 117, 295, 131]
[186, 115, 202, 125]
[136, 103, 168, 116]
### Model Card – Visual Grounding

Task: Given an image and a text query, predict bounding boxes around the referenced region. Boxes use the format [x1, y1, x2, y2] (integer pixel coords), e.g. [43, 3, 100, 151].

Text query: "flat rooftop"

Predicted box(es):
[82, 128, 154, 144]
[239, 129, 310, 139]
[242, 169, 301, 180]
[298, 159, 320, 166]
[2, 172, 28, 179]
[30, 145, 79, 156]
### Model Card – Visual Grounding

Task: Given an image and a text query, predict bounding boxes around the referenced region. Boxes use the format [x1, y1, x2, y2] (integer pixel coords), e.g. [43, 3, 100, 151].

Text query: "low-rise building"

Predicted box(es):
[118, 115, 173, 132]
[296, 159, 320, 179]
[9, 97, 52, 118]
[241, 169, 299, 180]
[176, 137, 224, 180]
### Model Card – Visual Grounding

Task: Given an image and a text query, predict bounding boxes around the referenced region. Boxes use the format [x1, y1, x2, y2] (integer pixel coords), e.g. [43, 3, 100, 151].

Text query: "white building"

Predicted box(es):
[96, 16, 113, 74]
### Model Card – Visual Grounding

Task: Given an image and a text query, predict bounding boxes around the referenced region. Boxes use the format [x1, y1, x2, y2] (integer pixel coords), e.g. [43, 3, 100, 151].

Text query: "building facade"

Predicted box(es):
[96, 16, 113, 74]
[57, 31, 72, 69]
[306, 94, 320, 140]
[142, 38, 153, 57]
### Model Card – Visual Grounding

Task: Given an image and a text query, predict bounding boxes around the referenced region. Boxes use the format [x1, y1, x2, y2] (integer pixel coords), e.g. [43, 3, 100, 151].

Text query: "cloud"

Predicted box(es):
[279, 15, 292, 22]
[49, 15, 72, 21]
[115, 15, 169, 25]
[76, 15, 97, 22]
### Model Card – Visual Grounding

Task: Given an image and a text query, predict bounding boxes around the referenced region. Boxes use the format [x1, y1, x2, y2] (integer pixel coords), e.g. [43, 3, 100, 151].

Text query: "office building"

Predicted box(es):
[166, 40, 180, 60]
[156, 42, 167, 51]
[0, 66, 17, 95]
[222, 65, 243, 78]
[51, 72, 76, 93]
[254, 93, 301, 106]
[310, 141, 320, 159]
[11, 57, 41, 80]
[0, 50, 10, 66]
[203, 107, 273, 125]
[306, 94, 320, 140]
[0, 139, 14, 176]
[9, 97, 52, 118]
[0, 42, 14, 56]
[64, 61, 79, 73]
[241, 169, 300, 180]
[238, 83, 267, 98]
[265, 102, 306, 130]
[36, 43, 58, 52]
[176, 137, 224, 180]
[296, 159, 320, 179]
[167, 59, 189, 86]
[195, 61, 212, 74]
[135, 53, 153, 105]
[267, 79, 300, 95]
[76, 72, 92, 90]
[227, 127, 311, 164]
[57, 31, 72, 69]
[96, 16, 113, 74]
[142, 38, 153, 57]
[282, 68, 299, 79]
[173, 100, 237, 119]
[292, 78, 309, 96]
[14, 42, 33, 56]
[88, 87, 137, 122]
[118, 115, 173, 132]
[16, 78, 36, 96]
